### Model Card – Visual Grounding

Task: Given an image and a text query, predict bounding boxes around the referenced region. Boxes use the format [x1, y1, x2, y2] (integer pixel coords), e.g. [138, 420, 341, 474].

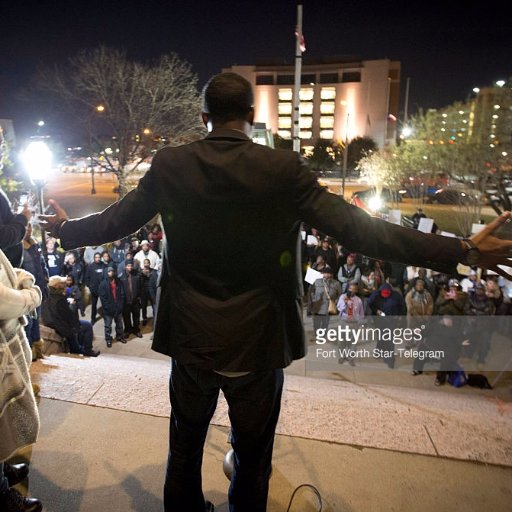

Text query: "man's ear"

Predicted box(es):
[201, 112, 209, 127]
[247, 107, 255, 126]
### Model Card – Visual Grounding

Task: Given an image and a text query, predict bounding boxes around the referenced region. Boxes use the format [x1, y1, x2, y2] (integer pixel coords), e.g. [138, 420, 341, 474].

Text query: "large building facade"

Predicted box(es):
[224, 57, 401, 150]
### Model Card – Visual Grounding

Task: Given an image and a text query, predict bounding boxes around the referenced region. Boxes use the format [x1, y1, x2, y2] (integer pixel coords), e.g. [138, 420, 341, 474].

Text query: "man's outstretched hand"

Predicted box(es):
[39, 199, 69, 238]
[470, 211, 512, 280]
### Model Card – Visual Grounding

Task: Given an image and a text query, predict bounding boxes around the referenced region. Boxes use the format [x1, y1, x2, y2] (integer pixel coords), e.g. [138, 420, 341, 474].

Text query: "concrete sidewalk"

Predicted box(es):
[14, 398, 512, 512]
[18, 308, 512, 511]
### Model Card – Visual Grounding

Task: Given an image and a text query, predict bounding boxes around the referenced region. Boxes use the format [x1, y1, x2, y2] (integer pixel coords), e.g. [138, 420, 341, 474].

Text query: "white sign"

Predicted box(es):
[388, 209, 402, 225]
[418, 217, 434, 233]
[471, 223, 485, 234]
[305, 267, 323, 285]
[306, 235, 318, 246]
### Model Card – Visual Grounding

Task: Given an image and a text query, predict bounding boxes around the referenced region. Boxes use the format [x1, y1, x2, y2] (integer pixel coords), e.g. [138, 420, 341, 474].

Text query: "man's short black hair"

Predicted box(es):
[202, 72, 254, 123]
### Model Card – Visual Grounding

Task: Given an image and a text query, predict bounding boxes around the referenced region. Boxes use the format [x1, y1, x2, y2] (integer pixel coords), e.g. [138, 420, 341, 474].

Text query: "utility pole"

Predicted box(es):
[292, 4, 304, 153]
[341, 112, 350, 198]
[403, 77, 410, 126]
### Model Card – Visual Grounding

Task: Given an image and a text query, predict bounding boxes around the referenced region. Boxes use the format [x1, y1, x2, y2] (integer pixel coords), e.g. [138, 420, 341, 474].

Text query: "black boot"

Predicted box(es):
[3, 463, 29, 486]
[0, 487, 43, 512]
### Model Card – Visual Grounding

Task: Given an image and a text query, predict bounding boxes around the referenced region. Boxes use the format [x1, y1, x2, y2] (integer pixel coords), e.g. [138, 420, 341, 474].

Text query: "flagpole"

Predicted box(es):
[403, 77, 410, 125]
[292, 4, 303, 153]
[365, 80, 371, 136]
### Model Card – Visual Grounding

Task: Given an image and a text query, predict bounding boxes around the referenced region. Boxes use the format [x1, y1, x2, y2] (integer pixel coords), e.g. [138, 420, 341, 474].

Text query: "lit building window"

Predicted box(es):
[278, 118, 292, 129]
[278, 130, 291, 139]
[320, 116, 334, 128]
[299, 130, 312, 139]
[278, 103, 292, 115]
[320, 129, 334, 139]
[299, 88, 314, 101]
[320, 102, 335, 114]
[299, 117, 313, 129]
[278, 89, 293, 101]
[320, 87, 336, 100]
[299, 102, 314, 115]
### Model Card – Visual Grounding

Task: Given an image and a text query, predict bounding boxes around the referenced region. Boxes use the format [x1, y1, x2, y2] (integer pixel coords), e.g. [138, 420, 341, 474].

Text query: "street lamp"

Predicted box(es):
[22, 140, 52, 245]
[90, 156, 96, 195]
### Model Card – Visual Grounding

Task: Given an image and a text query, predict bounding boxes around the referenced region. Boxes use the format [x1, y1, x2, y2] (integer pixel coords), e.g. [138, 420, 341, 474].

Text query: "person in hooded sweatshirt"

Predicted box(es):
[367, 282, 406, 368]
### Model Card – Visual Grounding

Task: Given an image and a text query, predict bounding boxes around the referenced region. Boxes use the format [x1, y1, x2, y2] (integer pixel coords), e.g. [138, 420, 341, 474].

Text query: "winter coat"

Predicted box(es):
[42, 289, 80, 339]
[434, 290, 468, 315]
[85, 261, 107, 295]
[22, 238, 49, 299]
[0, 248, 41, 462]
[0, 188, 27, 267]
[368, 282, 405, 316]
[98, 277, 125, 315]
[120, 271, 142, 305]
[140, 268, 158, 302]
[308, 277, 342, 315]
[405, 289, 434, 317]
[61, 260, 85, 286]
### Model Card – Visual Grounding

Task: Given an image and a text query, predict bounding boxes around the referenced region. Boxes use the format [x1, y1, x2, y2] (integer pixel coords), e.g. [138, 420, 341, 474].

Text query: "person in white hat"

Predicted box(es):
[133, 239, 160, 270]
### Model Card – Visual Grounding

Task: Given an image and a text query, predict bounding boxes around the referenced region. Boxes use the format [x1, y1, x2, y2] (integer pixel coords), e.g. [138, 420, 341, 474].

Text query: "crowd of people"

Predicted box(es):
[304, 229, 511, 383]
[3, 72, 512, 512]
[40, 223, 163, 352]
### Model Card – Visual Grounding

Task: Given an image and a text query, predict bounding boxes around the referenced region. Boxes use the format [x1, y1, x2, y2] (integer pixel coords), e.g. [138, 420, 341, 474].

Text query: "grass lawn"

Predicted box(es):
[388, 200, 496, 236]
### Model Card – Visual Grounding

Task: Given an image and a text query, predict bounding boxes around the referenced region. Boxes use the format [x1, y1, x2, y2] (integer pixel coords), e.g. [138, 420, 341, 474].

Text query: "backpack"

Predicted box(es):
[448, 366, 467, 388]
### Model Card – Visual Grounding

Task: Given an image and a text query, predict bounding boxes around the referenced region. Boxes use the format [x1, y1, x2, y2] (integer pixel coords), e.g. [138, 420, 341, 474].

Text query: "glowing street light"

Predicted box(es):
[401, 126, 413, 138]
[22, 141, 52, 183]
[37, 120, 45, 127]
[21, 140, 52, 245]
[96, 105, 105, 112]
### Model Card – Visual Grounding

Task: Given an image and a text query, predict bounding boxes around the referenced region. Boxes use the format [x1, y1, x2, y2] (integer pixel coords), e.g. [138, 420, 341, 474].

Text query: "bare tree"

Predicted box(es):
[37, 47, 205, 197]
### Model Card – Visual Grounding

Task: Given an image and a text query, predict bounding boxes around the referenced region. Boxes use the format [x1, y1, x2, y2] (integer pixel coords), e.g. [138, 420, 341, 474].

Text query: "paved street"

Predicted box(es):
[43, 170, 119, 218]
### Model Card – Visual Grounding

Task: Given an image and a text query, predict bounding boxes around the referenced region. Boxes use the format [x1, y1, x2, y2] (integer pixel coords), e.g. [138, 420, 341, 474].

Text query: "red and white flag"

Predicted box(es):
[295, 28, 306, 52]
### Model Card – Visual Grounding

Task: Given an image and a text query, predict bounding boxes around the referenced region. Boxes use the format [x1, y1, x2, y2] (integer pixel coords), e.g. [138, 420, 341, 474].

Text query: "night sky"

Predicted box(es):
[1, 0, 510, 142]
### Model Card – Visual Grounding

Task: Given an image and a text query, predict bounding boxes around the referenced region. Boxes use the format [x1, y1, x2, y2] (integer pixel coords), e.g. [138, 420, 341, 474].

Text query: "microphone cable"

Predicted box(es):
[286, 483, 323, 511]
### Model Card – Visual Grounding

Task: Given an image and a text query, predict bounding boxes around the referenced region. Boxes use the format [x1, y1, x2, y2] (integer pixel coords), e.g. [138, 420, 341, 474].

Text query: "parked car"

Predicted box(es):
[351, 188, 404, 213]
[425, 187, 481, 205]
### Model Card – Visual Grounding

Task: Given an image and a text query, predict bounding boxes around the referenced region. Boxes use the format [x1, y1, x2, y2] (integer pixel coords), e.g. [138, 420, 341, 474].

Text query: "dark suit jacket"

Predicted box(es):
[60, 128, 464, 371]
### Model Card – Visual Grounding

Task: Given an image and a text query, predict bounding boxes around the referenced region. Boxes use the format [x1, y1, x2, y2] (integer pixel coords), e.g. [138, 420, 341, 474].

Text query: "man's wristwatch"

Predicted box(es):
[461, 238, 481, 266]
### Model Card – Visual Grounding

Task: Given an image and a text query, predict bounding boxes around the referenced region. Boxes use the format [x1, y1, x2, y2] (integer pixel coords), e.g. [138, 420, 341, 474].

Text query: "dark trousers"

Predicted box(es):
[66, 320, 94, 354]
[123, 302, 141, 332]
[90, 292, 100, 322]
[164, 360, 284, 512]
[141, 293, 155, 320]
[104, 312, 124, 341]
[24, 306, 41, 347]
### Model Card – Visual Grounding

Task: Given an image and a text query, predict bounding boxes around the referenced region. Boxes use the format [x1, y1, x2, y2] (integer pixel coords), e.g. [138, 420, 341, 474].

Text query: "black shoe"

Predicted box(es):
[134, 331, 143, 338]
[3, 463, 29, 486]
[205, 501, 214, 512]
[116, 336, 127, 344]
[410, 370, 423, 376]
[83, 349, 100, 357]
[0, 487, 43, 512]
[106, 340, 112, 348]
